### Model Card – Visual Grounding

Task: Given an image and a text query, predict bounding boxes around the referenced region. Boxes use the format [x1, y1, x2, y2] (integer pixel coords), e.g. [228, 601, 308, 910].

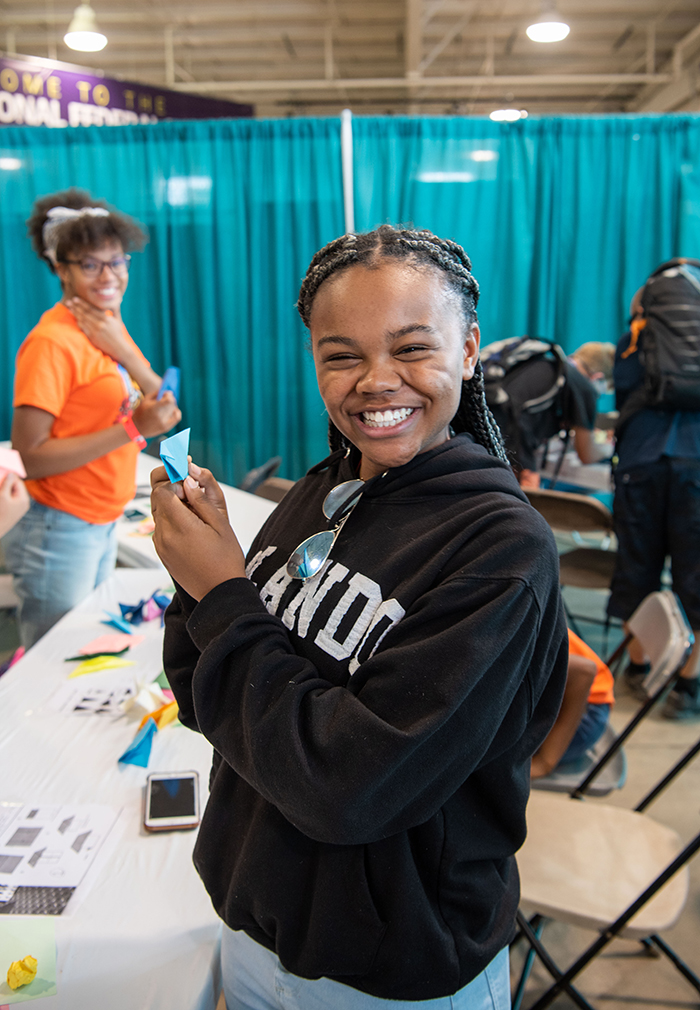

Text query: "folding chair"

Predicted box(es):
[524, 488, 617, 647]
[513, 740, 700, 1010]
[532, 591, 693, 800]
[254, 476, 295, 503]
[513, 595, 697, 1010]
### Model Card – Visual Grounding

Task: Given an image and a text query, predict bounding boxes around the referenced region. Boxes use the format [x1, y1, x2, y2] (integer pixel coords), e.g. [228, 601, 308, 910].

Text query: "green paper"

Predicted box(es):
[64, 647, 130, 661]
[154, 670, 169, 688]
[0, 919, 57, 1003]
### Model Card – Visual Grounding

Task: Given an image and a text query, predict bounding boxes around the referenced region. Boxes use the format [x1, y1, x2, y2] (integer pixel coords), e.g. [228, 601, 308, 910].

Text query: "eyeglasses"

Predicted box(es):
[286, 479, 365, 582]
[61, 255, 131, 278]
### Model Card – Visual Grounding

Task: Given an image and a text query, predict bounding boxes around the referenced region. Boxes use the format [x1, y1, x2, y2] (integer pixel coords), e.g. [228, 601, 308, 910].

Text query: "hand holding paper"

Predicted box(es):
[159, 429, 190, 484]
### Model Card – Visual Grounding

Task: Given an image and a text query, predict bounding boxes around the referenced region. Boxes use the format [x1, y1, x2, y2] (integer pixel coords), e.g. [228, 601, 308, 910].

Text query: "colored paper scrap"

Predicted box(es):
[0, 918, 57, 1004]
[157, 366, 180, 402]
[121, 683, 169, 720]
[118, 591, 171, 626]
[68, 656, 135, 679]
[137, 699, 178, 732]
[7, 957, 36, 991]
[0, 448, 26, 481]
[65, 648, 129, 662]
[78, 633, 143, 656]
[159, 428, 190, 483]
[101, 612, 134, 634]
[118, 717, 157, 767]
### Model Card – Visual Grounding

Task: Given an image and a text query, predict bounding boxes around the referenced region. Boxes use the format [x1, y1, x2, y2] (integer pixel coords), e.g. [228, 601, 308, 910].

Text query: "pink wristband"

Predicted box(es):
[119, 411, 147, 450]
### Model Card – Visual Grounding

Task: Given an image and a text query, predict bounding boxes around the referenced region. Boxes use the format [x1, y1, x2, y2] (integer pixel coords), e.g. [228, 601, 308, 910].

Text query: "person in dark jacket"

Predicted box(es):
[150, 225, 568, 1008]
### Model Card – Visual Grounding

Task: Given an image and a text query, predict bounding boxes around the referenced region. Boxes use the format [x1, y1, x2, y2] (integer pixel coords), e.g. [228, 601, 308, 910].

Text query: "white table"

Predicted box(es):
[116, 454, 278, 569]
[0, 569, 220, 1010]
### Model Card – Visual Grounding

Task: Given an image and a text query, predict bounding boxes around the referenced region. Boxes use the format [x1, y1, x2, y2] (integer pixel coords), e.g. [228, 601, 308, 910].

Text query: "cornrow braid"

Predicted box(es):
[297, 224, 509, 464]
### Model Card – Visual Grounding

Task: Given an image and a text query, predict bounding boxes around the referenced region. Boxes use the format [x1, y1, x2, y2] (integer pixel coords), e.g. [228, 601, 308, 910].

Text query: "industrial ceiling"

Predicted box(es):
[1, 1, 700, 118]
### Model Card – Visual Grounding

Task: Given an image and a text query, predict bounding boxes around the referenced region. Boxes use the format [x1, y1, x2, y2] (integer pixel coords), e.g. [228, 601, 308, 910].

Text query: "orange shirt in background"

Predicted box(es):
[13, 302, 148, 525]
[567, 628, 615, 707]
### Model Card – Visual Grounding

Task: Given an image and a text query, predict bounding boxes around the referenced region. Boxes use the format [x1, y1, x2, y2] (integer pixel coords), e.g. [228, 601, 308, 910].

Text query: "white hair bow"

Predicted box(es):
[42, 205, 110, 266]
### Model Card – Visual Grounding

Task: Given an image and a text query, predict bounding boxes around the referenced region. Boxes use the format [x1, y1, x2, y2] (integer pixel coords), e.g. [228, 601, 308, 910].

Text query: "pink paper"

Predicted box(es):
[0, 445, 27, 478]
[79, 632, 145, 655]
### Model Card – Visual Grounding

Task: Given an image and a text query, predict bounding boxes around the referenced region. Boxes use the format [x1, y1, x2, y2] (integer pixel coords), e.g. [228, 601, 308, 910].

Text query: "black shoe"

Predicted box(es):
[662, 678, 700, 721]
[623, 661, 651, 701]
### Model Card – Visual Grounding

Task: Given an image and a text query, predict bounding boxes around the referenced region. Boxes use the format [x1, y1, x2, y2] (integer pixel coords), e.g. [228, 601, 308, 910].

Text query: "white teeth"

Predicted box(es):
[361, 407, 415, 428]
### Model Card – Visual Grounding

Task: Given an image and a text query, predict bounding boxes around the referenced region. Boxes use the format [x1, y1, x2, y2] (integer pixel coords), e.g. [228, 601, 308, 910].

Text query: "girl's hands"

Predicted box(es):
[150, 461, 246, 601]
[133, 393, 181, 438]
[0, 472, 30, 538]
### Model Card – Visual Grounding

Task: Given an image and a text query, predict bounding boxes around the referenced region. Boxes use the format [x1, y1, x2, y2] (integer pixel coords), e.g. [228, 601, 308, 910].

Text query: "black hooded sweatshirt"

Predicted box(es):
[163, 433, 568, 1001]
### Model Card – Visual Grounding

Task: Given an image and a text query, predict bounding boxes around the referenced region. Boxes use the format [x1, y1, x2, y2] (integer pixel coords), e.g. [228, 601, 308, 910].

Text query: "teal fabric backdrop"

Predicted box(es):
[353, 115, 700, 354]
[0, 118, 341, 483]
[2, 115, 700, 481]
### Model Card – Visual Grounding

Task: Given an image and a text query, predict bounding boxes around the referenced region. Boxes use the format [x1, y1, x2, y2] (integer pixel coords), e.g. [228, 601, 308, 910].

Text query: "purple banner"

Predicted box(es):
[0, 53, 252, 128]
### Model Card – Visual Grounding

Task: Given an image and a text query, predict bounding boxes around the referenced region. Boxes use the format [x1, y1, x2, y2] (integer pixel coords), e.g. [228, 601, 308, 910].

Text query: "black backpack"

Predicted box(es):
[618, 258, 700, 431]
[481, 337, 569, 472]
[482, 336, 568, 422]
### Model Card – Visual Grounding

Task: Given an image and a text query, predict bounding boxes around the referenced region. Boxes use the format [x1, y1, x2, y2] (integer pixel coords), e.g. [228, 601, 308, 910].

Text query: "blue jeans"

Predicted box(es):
[221, 926, 510, 1010]
[1, 499, 117, 649]
[560, 703, 610, 764]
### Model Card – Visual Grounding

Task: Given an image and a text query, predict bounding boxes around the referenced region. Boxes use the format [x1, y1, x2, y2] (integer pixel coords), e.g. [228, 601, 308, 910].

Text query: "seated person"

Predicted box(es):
[532, 629, 615, 778]
[489, 341, 615, 488]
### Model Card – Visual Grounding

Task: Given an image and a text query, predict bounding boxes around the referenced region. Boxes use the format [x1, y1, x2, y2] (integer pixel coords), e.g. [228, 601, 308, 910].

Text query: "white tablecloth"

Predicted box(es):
[117, 454, 278, 569]
[0, 569, 221, 1010]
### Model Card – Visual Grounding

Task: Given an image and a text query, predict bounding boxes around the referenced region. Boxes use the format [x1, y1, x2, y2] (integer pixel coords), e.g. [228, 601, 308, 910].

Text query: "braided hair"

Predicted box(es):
[297, 224, 509, 463]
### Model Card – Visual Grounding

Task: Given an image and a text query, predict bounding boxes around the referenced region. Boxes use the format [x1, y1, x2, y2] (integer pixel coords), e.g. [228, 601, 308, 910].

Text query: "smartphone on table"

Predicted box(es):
[144, 770, 200, 832]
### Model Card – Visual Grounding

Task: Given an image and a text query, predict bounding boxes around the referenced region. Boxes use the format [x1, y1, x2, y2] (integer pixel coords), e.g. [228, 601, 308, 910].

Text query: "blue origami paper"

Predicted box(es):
[157, 366, 180, 402]
[159, 428, 190, 483]
[102, 610, 134, 634]
[118, 717, 158, 767]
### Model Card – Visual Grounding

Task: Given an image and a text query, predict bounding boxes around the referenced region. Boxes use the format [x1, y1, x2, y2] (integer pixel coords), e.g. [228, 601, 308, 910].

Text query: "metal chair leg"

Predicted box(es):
[648, 935, 700, 994]
[512, 914, 545, 1010]
[513, 910, 597, 1010]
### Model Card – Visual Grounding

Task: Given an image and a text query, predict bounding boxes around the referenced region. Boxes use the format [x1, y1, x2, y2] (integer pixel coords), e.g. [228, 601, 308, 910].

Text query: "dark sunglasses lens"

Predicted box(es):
[323, 479, 364, 523]
[286, 530, 336, 581]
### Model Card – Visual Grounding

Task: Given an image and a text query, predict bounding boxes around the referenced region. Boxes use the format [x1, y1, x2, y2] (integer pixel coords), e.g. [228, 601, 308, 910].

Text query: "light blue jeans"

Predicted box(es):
[1, 498, 117, 649]
[221, 926, 510, 1010]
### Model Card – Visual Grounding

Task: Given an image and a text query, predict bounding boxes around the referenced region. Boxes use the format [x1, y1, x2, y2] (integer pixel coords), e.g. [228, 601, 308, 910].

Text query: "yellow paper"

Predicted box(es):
[7, 955, 37, 990]
[68, 656, 136, 679]
[138, 699, 179, 731]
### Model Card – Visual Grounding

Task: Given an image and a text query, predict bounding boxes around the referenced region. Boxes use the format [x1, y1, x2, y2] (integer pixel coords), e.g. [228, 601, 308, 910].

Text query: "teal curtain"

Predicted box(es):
[352, 115, 700, 354]
[0, 119, 342, 482]
[3, 115, 700, 480]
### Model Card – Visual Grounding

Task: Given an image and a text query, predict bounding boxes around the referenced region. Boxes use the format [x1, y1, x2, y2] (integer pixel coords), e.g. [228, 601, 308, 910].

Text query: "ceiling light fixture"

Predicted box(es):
[490, 109, 528, 122]
[526, 2, 570, 43]
[64, 3, 107, 52]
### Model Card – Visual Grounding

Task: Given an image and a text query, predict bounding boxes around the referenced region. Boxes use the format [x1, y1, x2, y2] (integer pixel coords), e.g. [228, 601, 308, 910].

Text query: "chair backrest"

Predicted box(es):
[238, 456, 282, 494]
[628, 591, 694, 695]
[254, 477, 295, 503]
[525, 488, 613, 534]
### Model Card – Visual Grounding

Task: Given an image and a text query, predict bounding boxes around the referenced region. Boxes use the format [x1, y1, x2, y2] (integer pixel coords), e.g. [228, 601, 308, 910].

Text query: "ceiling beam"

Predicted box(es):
[169, 72, 671, 94]
[632, 17, 700, 110]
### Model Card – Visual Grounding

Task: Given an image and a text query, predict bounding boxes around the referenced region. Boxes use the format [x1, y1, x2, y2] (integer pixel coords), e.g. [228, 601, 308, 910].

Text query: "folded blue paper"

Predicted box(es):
[159, 428, 190, 483]
[118, 717, 157, 767]
[157, 366, 180, 402]
[102, 610, 134, 634]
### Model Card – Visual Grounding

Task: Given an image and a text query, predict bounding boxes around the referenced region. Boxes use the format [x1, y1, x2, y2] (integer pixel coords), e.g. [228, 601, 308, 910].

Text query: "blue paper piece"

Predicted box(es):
[157, 366, 180, 402]
[120, 599, 146, 625]
[118, 717, 158, 767]
[102, 611, 134, 634]
[159, 428, 190, 484]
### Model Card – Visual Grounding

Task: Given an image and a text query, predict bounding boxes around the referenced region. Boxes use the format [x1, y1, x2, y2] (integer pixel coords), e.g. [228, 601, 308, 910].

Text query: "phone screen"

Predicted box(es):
[149, 777, 196, 820]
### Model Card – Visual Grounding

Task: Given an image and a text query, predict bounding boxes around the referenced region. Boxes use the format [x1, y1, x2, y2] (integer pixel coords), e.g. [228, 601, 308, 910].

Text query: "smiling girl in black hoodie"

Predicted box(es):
[151, 225, 568, 1009]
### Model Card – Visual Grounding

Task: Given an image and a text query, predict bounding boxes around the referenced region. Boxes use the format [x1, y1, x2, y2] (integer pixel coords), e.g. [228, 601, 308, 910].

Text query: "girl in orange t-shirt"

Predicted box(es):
[1, 189, 181, 648]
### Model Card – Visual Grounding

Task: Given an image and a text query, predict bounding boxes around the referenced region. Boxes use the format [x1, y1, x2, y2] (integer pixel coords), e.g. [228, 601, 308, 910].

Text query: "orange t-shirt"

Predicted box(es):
[567, 629, 615, 707]
[13, 302, 148, 525]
